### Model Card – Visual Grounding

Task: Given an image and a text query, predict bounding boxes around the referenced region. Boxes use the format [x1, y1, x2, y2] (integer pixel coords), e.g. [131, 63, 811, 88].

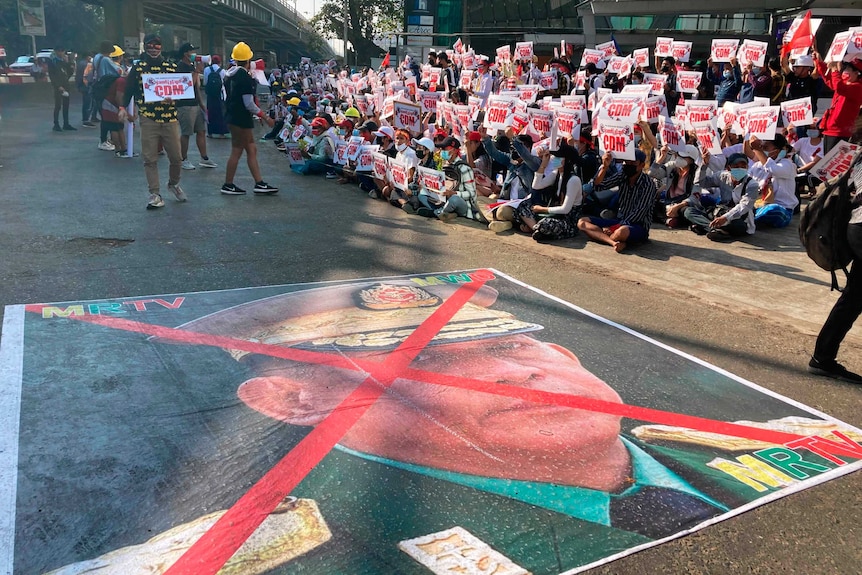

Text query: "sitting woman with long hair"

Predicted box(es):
[512, 143, 584, 242]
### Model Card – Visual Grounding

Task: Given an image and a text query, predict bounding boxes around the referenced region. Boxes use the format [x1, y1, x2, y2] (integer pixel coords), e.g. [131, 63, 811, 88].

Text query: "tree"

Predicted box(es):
[311, 0, 401, 66]
[0, 0, 103, 56]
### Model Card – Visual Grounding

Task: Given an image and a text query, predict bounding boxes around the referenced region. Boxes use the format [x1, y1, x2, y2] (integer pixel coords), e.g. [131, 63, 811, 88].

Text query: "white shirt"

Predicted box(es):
[793, 137, 824, 166]
[531, 169, 583, 215]
[396, 146, 419, 171]
[750, 156, 798, 210]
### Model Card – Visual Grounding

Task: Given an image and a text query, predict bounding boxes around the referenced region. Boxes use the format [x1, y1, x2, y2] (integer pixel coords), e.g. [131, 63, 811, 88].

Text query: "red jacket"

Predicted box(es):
[816, 60, 862, 138]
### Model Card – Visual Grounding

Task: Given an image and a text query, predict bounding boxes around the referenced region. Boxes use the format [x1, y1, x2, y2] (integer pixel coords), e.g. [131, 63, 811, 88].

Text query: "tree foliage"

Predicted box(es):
[0, 0, 103, 56]
[311, 0, 400, 66]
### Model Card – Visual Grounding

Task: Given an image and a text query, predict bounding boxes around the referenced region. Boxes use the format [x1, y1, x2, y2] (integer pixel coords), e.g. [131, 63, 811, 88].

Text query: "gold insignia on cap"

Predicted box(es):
[356, 284, 441, 311]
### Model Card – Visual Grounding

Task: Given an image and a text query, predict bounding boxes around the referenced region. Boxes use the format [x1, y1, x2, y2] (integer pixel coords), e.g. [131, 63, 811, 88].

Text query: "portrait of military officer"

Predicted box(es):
[19, 276, 860, 575]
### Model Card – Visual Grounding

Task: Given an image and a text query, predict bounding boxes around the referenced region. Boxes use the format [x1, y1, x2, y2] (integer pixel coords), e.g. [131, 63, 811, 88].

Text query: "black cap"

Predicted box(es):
[549, 142, 580, 162]
[143, 33, 162, 45]
[437, 136, 461, 149]
[358, 120, 379, 132]
[178, 42, 198, 54]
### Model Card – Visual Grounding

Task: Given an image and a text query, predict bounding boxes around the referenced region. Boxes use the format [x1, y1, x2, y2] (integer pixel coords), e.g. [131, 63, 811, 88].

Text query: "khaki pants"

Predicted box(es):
[140, 116, 182, 195]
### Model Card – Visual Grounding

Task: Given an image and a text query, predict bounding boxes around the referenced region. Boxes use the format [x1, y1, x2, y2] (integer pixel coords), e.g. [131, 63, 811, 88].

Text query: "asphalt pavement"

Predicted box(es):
[0, 83, 860, 575]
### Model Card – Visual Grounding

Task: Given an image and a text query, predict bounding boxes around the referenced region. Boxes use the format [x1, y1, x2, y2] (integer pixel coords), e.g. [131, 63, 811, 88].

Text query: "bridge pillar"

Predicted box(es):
[104, 0, 145, 54]
[201, 23, 225, 59]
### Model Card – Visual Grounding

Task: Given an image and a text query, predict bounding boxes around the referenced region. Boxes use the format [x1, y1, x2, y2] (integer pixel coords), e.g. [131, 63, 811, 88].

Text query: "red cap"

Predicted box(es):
[434, 129, 449, 139]
[467, 131, 482, 142]
[310, 117, 328, 129]
[848, 58, 862, 74]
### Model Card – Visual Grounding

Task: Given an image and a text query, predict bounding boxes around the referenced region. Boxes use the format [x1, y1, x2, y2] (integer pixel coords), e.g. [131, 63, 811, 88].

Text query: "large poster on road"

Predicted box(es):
[2, 270, 862, 575]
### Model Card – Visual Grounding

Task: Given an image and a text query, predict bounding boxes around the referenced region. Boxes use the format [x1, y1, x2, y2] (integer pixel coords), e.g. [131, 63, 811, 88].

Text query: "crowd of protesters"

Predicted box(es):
[38, 28, 862, 381]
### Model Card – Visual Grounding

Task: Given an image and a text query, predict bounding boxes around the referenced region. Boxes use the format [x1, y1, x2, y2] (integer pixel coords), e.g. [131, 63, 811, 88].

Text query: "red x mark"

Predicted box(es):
[21, 277, 862, 573]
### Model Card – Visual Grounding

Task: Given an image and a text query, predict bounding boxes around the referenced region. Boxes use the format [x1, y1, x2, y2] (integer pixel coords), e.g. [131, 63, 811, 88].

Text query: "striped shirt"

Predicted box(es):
[596, 170, 657, 231]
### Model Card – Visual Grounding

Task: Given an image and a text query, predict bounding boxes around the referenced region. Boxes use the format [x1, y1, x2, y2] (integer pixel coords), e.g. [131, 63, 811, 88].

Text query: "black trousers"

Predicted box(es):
[814, 223, 862, 361]
[53, 88, 70, 126]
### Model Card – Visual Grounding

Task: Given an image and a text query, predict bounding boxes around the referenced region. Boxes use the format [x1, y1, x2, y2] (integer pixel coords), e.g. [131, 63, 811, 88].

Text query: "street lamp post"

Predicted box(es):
[343, 0, 349, 67]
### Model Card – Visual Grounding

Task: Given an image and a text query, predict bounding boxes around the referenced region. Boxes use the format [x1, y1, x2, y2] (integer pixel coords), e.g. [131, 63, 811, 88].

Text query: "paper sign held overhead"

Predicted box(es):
[655, 37, 674, 58]
[710, 39, 739, 63]
[676, 70, 702, 94]
[780, 97, 814, 127]
[738, 39, 768, 67]
[515, 41, 534, 62]
[692, 120, 723, 156]
[598, 120, 636, 161]
[671, 41, 693, 63]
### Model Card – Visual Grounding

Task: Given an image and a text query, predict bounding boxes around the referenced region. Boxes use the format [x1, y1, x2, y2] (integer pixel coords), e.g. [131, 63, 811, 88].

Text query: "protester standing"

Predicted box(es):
[814, 52, 862, 154]
[220, 42, 278, 195]
[75, 52, 94, 127]
[175, 43, 216, 170]
[203, 55, 228, 138]
[47, 47, 75, 132]
[119, 33, 186, 209]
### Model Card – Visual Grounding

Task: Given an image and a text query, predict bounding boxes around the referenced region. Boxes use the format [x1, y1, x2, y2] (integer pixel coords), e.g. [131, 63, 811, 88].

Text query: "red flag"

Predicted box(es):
[782, 11, 814, 56]
[381, 53, 390, 68]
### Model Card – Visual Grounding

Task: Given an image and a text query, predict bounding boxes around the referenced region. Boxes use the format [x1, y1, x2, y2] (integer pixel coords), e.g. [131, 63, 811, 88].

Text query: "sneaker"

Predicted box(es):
[146, 194, 165, 209]
[325, 171, 339, 179]
[808, 357, 862, 384]
[368, 190, 380, 199]
[706, 228, 732, 242]
[62, 124, 77, 131]
[168, 182, 187, 202]
[98, 141, 115, 151]
[82, 121, 96, 128]
[181, 160, 196, 170]
[198, 158, 217, 168]
[689, 224, 708, 236]
[158, 149, 166, 156]
[253, 181, 279, 194]
[53, 124, 63, 132]
[438, 211, 458, 222]
[489, 220, 513, 233]
[402, 204, 416, 214]
[416, 206, 436, 218]
[220, 183, 247, 195]
[275, 144, 286, 152]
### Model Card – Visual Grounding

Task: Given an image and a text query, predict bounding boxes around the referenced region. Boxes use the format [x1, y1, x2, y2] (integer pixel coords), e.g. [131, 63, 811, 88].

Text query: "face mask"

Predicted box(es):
[352, 129, 360, 136]
[297, 110, 306, 117]
[189, 53, 197, 62]
[776, 150, 787, 160]
[416, 149, 426, 158]
[631, 80, 641, 85]
[395, 143, 407, 152]
[808, 129, 820, 138]
[339, 129, 347, 136]
[674, 157, 689, 169]
[441, 150, 451, 161]
[723, 70, 732, 79]
[730, 167, 749, 181]
[752, 67, 761, 75]
[621, 163, 637, 177]
[660, 66, 669, 73]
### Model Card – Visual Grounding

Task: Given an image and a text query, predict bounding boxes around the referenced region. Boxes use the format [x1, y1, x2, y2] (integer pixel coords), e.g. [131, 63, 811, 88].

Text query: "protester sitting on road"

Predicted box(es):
[428, 137, 483, 223]
[814, 52, 862, 154]
[368, 125, 396, 198]
[481, 131, 539, 233]
[291, 117, 334, 177]
[652, 144, 700, 228]
[744, 134, 797, 228]
[220, 41, 278, 195]
[384, 129, 419, 208]
[464, 130, 497, 197]
[402, 136, 437, 214]
[578, 150, 656, 253]
[681, 151, 759, 241]
[791, 126, 824, 199]
[512, 144, 584, 243]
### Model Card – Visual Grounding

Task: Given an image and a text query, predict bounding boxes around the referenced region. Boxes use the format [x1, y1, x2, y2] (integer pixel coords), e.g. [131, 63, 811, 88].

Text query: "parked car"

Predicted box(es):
[8, 55, 36, 74]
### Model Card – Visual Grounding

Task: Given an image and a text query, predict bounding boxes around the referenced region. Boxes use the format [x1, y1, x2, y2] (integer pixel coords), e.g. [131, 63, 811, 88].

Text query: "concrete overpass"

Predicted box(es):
[99, 0, 334, 64]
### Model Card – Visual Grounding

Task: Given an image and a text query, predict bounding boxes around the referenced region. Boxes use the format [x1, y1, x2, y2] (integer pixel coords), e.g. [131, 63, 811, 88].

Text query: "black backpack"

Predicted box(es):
[205, 65, 223, 97]
[799, 159, 859, 291]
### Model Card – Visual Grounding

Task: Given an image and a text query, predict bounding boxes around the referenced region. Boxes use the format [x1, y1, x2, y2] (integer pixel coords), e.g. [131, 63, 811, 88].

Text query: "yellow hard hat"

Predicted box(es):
[231, 41, 253, 61]
[344, 106, 361, 118]
[287, 97, 301, 106]
[110, 45, 125, 58]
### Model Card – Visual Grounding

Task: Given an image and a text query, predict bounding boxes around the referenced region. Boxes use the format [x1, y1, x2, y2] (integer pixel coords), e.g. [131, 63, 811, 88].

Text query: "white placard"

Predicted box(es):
[539, 71, 559, 91]
[826, 31, 853, 63]
[738, 39, 768, 67]
[658, 115, 687, 154]
[598, 120, 636, 161]
[393, 100, 422, 133]
[389, 158, 411, 192]
[676, 70, 702, 94]
[633, 48, 650, 69]
[710, 39, 739, 63]
[417, 165, 447, 203]
[655, 37, 674, 58]
[643, 72, 668, 95]
[691, 120, 723, 155]
[780, 97, 814, 127]
[484, 95, 516, 130]
[284, 143, 306, 166]
[141, 73, 195, 103]
[580, 49, 605, 68]
[811, 141, 860, 180]
[355, 144, 379, 173]
[597, 93, 644, 125]
[595, 40, 617, 59]
[642, 94, 668, 124]
[515, 41, 534, 62]
[671, 41, 693, 63]
[745, 106, 780, 140]
[527, 108, 554, 139]
[372, 151, 389, 181]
